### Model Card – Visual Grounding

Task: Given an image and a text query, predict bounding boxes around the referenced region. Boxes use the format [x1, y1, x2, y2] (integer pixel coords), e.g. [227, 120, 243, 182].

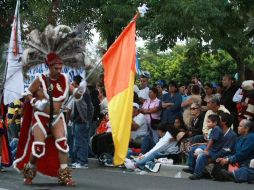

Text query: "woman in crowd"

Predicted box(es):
[140, 87, 161, 143]
[181, 85, 202, 128]
[201, 82, 214, 111]
[161, 81, 182, 126]
[180, 102, 205, 156]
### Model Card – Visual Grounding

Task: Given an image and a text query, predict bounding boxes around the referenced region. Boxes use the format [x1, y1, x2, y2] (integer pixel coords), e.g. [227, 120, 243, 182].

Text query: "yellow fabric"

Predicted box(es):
[13, 99, 21, 106]
[108, 72, 135, 165]
[7, 99, 22, 125]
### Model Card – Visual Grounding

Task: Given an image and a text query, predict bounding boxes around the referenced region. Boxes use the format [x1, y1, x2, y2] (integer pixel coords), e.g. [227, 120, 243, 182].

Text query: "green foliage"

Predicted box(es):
[139, 40, 237, 85]
[0, 0, 17, 48]
[140, 0, 254, 81]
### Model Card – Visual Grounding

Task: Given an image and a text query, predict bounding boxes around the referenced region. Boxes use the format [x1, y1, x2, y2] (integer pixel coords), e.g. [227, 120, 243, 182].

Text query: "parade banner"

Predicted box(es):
[3, 0, 23, 105]
[24, 65, 85, 90]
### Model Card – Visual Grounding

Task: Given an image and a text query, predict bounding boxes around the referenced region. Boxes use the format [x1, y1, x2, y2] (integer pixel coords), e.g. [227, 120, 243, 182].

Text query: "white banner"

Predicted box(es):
[24, 65, 85, 90]
[3, 0, 24, 105]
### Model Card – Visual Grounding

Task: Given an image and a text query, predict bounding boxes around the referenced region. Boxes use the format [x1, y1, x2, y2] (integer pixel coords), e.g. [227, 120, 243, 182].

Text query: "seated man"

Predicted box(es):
[212, 112, 237, 160]
[215, 119, 254, 183]
[129, 103, 148, 148]
[184, 114, 223, 180]
[125, 124, 179, 172]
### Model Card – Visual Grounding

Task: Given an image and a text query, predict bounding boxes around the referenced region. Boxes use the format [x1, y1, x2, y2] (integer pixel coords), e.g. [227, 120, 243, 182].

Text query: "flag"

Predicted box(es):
[3, 0, 24, 105]
[102, 15, 137, 165]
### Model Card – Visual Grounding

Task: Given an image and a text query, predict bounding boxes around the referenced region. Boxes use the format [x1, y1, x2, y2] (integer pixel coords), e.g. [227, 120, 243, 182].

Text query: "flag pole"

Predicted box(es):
[52, 3, 148, 123]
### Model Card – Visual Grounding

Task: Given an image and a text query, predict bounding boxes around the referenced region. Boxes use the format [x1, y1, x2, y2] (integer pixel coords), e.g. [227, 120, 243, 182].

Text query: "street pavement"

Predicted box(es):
[0, 160, 252, 190]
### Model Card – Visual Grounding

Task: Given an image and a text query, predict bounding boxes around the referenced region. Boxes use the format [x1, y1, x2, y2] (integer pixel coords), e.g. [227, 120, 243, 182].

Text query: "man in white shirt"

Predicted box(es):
[203, 96, 231, 137]
[137, 75, 150, 104]
[125, 123, 179, 172]
[130, 103, 148, 147]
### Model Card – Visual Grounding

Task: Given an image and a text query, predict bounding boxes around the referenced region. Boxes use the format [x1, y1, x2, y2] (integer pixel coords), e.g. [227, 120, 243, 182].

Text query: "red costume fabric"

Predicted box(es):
[0, 99, 12, 167]
[0, 120, 12, 167]
[46, 52, 63, 66]
[39, 73, 69, 102]
[14, 73, 69, 177]
[14, 103, 60, 177]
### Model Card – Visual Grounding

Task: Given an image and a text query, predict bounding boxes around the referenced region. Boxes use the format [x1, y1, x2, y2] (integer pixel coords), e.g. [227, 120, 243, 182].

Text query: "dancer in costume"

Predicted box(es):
[14, 25, 87, 186]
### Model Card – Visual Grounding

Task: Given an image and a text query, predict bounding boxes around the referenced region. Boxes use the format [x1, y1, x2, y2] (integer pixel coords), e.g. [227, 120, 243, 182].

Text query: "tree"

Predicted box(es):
[138, 40, 237, 85]
[140, 0, 254, 82]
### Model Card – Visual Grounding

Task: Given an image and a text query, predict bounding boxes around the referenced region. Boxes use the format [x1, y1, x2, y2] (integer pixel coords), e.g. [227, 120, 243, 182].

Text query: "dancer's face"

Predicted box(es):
[49, 63, 62, 79]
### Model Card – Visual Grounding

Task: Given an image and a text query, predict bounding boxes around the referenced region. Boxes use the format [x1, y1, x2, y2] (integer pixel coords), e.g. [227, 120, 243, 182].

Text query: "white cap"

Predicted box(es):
[242, 80, 254, 91]
[133, 103, 140, 109]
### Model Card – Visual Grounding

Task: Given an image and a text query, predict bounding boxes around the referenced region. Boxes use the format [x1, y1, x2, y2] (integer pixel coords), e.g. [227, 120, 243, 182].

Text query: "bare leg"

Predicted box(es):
[51, 117, 75, 186]
[29, 127, 45, 165]
[23, 126, 45, 185]
[51, 118, 68, 165]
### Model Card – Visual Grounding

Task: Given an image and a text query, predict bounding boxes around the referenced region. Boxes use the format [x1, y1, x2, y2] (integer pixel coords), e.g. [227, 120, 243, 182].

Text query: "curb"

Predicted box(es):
[87, 158, 191, 179]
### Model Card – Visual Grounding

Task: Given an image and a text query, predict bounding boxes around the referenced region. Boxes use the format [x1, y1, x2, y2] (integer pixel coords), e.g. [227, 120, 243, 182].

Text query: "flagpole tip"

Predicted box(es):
[137, 4, 148, 17]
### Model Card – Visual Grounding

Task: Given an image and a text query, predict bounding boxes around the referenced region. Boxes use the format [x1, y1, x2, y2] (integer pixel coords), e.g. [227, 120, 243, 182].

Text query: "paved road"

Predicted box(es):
[0, 163, 252, 190]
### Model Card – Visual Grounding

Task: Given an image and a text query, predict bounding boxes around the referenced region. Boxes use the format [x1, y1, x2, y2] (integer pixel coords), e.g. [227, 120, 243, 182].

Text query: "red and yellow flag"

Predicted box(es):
[102, 16, 137, 165]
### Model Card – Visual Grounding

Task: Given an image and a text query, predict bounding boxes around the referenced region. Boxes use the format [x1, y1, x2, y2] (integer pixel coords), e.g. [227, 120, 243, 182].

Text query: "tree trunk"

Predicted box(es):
[48, 0, 60, 26]
[226, 47, 245, 83]
[237, 60, 245, 83]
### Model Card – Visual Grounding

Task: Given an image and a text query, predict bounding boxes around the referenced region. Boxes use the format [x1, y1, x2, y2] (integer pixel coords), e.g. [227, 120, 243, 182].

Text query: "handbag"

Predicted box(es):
[150, 114, 161, 130]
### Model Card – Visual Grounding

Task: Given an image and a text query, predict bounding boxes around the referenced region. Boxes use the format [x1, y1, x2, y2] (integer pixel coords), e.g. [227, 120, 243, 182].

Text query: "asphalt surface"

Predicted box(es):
[0, 162, 252, 190]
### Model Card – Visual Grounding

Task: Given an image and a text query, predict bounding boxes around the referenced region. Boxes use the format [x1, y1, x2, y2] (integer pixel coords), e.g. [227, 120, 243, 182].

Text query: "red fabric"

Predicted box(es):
[15, 102, 60, 177]
[0, 98, 12, 167]
[46, 52, 63, 66]
[41, 74, 67, 100]
[34, 144, 44, 155]
[56, 139, 68, 151]
[131, 148, 141, 154]
[31, 114, 51, 134]
[0, 121, 12, 167]
[96, 118, 109, 135]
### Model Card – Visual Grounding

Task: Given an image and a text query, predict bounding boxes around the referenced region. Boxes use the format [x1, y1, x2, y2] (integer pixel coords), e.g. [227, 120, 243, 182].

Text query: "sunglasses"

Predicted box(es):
[190, 107, 198, 110]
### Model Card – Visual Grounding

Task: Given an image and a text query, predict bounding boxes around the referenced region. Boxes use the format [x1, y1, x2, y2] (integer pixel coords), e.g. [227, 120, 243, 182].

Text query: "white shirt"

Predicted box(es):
[202, 105, 230, 134]
[144, 132, 179, 157]
[134, 85, 140, 94]
[131, 113, 148, 140]
[137, 86, 149, 100]
[233, 88, 243, 103]
[100, 97, 108, 115]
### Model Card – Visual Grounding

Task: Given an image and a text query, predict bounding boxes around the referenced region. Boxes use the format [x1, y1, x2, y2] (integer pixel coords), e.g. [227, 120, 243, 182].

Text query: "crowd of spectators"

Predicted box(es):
[1, 73, 254, 184]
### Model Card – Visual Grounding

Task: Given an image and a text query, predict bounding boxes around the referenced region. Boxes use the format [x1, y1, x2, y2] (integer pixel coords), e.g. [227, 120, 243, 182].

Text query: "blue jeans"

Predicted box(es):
[187, 145, 206, 171]
[234, 167, 254, 183]
[73, 121, 90, 165]
[193, 153, 209, 177]
[89, 120, 99, 138]
[9, 123, 20, 139]
[67, 125, 74, 162]
[135, 151, 167, 169]
[141, 135, 156, 154]
[9, 138, 18, 159]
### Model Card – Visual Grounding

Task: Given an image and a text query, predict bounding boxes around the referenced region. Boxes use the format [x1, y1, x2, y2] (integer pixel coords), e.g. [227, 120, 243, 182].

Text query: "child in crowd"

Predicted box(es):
[184, 114, 224, 179]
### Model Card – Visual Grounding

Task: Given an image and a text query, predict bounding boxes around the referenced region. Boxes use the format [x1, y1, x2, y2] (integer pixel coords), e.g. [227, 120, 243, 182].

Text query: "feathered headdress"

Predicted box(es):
[22, 25, 86, 77]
